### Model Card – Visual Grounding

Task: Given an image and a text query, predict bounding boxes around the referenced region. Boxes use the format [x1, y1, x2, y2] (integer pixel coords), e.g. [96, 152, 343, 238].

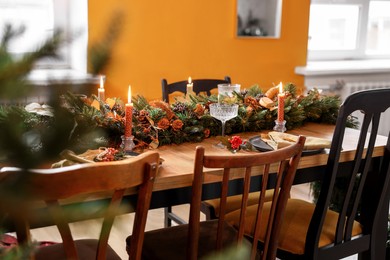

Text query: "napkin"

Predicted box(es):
[51, 149, 96, 168]
[264, 131, 332, 151]
[51, 149, 163, 168]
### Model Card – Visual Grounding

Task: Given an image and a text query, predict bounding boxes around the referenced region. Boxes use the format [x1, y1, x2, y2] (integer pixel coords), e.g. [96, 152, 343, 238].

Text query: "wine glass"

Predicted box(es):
[209, 103, 239, 148]
[217, 84, 240, 104]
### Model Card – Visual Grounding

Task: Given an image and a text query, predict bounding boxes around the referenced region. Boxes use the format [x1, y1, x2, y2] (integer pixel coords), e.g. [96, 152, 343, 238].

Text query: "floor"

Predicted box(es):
[28, 183, 354, 259]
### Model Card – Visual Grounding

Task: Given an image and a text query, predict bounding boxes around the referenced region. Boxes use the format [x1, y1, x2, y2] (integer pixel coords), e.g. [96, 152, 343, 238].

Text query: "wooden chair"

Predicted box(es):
[0, 151, 159, 260]
[240, 88, 390, 259]
[161, 76, 231, 103]
[127, 136, 306, 260]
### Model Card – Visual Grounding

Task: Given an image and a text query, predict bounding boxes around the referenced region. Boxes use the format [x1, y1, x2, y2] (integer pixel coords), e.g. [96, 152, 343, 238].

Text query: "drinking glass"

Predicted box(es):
[217, 84, 240, 103]
[209, 103, 239, 148]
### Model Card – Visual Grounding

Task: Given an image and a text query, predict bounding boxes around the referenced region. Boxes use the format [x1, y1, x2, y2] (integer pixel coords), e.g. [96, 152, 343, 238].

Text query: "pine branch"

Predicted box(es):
[0, 26, 64, 99]
[247, 84, 263, 97]
[132, 95, 150, 111]
[88, 10, 125, 75]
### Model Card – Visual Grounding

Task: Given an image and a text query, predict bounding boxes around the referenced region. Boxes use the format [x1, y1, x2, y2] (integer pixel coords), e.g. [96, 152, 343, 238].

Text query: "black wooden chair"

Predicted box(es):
[228, 88, 390, 259]
[161, 76, 231, 103]
[162, 76, 231, 227]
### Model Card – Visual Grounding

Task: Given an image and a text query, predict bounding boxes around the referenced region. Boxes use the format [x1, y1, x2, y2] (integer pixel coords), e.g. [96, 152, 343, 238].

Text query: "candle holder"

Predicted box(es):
[273, 120, 286, 133]
[120, 135, 135, 154]
[98, 90, 105, 102]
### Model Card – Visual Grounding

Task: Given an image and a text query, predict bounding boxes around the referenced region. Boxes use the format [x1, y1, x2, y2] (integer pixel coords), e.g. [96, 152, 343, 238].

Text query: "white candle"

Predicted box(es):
[187, 77, 193, 92]
[186, 77, 194, 100]
[98, 76, 105, 101]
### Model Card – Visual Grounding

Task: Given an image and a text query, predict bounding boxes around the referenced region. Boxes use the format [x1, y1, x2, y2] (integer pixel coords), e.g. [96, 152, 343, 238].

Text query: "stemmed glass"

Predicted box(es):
[217, 84, 241, 103]
[209, 103, 239, 148]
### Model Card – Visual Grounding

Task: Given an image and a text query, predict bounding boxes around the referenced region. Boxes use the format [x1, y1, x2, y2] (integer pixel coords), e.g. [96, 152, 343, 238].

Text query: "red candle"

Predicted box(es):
[277, 82, 285, 122]
[125, 85, 133, 137]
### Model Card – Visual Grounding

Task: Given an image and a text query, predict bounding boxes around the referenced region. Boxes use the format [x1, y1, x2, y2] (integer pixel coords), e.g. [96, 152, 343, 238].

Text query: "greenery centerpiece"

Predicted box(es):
[55, 83, 357, 153]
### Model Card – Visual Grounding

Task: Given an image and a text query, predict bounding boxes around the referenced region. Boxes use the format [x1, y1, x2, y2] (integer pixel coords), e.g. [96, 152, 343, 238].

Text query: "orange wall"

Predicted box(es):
[88, 0, 310, 101]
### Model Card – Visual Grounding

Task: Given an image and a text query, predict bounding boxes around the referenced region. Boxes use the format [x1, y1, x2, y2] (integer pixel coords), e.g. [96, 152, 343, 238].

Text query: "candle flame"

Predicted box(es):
[188, 77, 192, 84]
[100, 76, 104, 89]
[128, 85, 132, 104]
[278, 82, 283, 93]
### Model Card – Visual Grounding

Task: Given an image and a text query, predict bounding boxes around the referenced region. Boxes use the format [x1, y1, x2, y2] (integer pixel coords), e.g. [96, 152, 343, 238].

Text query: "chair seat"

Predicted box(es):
[225, 198, 363, 255]
[202, 190, 275, 218]
[127, 219, 250, 260]
[35, 239, 121, 260]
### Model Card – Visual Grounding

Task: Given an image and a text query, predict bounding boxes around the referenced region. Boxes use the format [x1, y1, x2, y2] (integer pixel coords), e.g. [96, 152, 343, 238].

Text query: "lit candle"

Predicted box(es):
[98, 76, 105, 101]
[277, 82, 285, 122]
[186, 77, 194, 100]
[187, 77, 193, 92]
[125, 85, 133, 137]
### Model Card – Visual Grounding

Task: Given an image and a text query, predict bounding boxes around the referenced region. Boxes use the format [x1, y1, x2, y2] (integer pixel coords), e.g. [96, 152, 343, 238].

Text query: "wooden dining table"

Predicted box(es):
[148, 122, 388, 259]
[3, 122, 389, 258]
[145, 121, 387, 206]
[153, 122, 386, 191]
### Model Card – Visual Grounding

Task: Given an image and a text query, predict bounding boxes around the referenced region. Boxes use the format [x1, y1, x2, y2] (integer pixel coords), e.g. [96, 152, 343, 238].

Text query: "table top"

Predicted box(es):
[153, 122, 388, 192]
[1, 122, 386, 200]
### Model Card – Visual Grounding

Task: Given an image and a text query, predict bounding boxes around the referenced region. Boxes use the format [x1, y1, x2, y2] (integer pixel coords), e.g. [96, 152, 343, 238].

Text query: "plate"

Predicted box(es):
[249, 136, 325, 156]
[249, 136, 274, 152]
[301, 148, 325, 156]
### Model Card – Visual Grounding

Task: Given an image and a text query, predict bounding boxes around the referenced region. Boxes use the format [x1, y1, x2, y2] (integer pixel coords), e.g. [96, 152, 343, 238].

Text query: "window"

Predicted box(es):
[308, 0, 390, 61]
[0, 0, 56, 54]
[0, 0, 88, 72]
[366, 1, 390, 55]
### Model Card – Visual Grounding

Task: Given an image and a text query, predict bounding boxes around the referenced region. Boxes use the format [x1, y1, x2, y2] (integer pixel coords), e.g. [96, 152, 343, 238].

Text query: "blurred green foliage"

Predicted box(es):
[0, 25, 74, 169]
[0, 10, 125, 168]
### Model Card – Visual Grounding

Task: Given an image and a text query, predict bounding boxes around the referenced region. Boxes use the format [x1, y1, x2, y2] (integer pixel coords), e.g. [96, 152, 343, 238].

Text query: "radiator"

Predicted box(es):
[339, 81, 390, 136]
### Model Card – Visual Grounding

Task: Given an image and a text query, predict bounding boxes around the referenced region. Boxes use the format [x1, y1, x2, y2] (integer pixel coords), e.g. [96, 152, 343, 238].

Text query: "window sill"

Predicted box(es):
[0, 69, 101, 105]
[295, 59, 390, 76]
[27, 69, 100, 85]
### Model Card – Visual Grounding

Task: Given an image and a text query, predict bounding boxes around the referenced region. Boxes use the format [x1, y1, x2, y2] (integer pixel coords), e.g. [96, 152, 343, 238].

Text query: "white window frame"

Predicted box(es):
[63, 0, 88, 73]
[308, 0, 390, 61]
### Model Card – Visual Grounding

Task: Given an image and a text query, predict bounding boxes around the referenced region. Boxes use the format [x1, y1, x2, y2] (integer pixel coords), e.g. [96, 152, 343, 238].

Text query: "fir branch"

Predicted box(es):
[132, 95, 150, 111]
[247, 84, 263, 97]
[284, 82, 297, 97]
[88, 10, 125, 75]
[62, 92, 89, 114]
[0, 24, 25, 51]
[0, 26, 64, 99]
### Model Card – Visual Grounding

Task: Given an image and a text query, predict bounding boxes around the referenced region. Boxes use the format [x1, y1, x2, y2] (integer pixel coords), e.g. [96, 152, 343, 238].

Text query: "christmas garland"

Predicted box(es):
[57, 83, 357, 152]
[0, 83, 358, 154]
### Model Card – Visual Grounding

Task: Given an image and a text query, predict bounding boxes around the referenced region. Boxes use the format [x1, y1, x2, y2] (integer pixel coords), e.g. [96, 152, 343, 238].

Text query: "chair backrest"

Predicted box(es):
[306, 88, 390, 258]
[161, 76, 231, 103]
[188, 136, 306, 260]
[0, 151, 159, 260]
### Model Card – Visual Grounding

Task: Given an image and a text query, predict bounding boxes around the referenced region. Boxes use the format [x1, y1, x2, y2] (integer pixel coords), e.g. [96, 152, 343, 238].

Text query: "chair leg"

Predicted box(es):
[200, 202, 214, 220]
[200, 202, 216, 220]
[164, 206, 187, 227]
[164, 207, 172, 227]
